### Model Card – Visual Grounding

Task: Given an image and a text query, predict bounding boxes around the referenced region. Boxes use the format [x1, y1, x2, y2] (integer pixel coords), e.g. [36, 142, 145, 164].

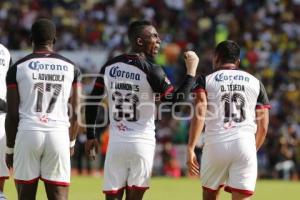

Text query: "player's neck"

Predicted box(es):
[33, 44, 53, 54]
[219, 63, 237, 70]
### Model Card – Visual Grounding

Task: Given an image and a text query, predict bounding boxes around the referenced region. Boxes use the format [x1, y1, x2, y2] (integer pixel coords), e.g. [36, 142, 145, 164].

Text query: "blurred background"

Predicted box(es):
[1, 0, 299, 180]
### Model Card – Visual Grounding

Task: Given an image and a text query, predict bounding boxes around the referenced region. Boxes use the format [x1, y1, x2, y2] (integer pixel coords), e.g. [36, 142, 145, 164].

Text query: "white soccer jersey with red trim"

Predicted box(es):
[93, 54, 174, 144]
[193, 69, 270, 144]
[6, 52, 80, 131]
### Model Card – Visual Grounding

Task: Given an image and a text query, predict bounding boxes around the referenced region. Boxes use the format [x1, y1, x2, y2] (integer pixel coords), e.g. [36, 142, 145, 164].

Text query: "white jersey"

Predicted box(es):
[0, 44, 11, 102]
[94, 54, 174, 145]
[0, 44, 11, 140]
[193, 69, 270, 144]
[6, 52, 80, 131]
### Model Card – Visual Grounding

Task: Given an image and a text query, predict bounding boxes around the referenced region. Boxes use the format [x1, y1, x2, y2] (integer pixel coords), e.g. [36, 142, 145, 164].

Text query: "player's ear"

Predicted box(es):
[137, 37, 143, 46]
[236, 58, 240, 67]
[53, 37, 56, 45]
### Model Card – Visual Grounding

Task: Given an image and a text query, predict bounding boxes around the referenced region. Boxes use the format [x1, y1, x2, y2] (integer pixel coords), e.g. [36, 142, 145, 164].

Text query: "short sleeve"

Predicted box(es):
[73, 66, 81, 86]
[256, 81, 271, 109]
[6, 64, 17, 88]
[192, 74, 206, 93]
[147, 66, 174, 97]
[9, 58, 13, 67]
[93, 65, 106, 89]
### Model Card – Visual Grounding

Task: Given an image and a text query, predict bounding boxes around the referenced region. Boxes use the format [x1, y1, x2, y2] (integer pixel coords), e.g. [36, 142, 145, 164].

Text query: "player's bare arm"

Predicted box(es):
[187, 91, 207, 176]
[255, 108, 269, 150]
[154, 51, 199, 105]
[69, 83, 82, 156]
[85, 78, 105, 160]
[4, 86, 19, 169]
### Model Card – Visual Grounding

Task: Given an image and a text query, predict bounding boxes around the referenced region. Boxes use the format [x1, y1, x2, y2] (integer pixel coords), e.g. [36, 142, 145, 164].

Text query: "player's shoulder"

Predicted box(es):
[48, 53, 75, 66]
[0, 43, 10, 55]
[103, 53, 155, 75]
[13, 53, 36, 67]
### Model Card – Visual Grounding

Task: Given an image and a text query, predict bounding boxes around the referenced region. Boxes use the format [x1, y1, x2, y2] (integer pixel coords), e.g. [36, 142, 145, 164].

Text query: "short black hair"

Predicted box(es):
[215, 40, 240, 63]
[128, 20, 152, 43]
[31, 18, 56, 45]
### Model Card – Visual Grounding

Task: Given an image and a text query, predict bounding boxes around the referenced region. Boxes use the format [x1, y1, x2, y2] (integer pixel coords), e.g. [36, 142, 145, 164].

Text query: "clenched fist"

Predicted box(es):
[184, 51, 199, 77]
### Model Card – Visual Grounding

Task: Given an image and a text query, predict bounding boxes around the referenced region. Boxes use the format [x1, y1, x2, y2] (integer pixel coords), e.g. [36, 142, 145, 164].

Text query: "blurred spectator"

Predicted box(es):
[162, 142, 181, 178]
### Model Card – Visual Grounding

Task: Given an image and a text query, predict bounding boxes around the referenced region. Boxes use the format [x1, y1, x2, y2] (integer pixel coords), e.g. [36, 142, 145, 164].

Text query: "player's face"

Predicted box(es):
[141, 26, 161, 58]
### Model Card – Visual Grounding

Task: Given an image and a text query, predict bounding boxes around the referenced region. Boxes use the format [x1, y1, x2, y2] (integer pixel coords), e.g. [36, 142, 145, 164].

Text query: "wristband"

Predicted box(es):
[5, 147, 14, 154]
[70, 140, 76, 148]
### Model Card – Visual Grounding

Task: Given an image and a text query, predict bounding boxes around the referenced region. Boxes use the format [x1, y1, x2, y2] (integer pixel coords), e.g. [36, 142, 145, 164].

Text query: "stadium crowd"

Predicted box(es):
[0, 0, 299, 180]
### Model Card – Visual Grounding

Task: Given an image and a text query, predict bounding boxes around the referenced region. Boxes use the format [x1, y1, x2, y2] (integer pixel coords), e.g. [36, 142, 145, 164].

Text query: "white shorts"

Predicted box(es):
[103, 142, 155, 194]
[0, 114, 9, 179]
[14, 130, 70, 186]
[201, 137, 257, 196]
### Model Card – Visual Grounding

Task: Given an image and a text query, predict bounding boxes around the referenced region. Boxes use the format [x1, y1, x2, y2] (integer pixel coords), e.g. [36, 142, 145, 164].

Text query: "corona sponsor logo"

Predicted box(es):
[109, 66, 140, 80]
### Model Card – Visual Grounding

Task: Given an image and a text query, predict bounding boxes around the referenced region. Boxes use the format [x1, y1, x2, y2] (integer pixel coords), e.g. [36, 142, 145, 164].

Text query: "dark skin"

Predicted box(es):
[107, 25, 160, 200]
[133, 25, 161, 59]
[187, 52, 268, 200]
[5, 38, 79, 200]
[85, 25, 161, 200]
[85, 24, 161, 160]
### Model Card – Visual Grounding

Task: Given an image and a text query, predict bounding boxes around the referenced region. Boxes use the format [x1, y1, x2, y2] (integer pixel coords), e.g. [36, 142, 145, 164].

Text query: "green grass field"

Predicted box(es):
[4, 176, 300, 200]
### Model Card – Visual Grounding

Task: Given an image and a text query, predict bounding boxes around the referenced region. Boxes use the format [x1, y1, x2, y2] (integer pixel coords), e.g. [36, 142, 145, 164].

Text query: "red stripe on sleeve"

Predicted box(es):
[160, 86, 174, 98]
[193, 88, 206, 93]
[7, 83, 17, 88]
[94, 82, 104, 88]
[256, 104, 271, 110]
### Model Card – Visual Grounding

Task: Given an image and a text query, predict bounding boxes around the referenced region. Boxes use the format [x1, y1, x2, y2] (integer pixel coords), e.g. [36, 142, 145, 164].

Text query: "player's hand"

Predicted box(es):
[85, 139, 99, 160]
[70, 147, 75, 157]
[184, 51, 199, 77]
[186, 148, 200, 176]
[6, 153, 13, 169]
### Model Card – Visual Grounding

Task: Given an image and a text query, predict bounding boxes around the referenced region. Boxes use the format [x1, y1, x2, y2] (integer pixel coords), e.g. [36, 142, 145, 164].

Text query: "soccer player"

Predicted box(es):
[85, 20, 199, 200]
[5, 19, 80, 200]
[187, 40, 270, 200]
[0, 43, 11, 200]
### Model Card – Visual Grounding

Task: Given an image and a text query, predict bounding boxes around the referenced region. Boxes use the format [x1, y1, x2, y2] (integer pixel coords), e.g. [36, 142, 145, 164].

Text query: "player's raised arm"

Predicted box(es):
[5, 65, 19, 169]
[148, 51, 199, 104]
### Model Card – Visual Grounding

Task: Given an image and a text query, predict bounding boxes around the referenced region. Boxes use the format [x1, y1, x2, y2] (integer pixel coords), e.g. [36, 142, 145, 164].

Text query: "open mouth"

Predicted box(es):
[154, 45, 160, 53]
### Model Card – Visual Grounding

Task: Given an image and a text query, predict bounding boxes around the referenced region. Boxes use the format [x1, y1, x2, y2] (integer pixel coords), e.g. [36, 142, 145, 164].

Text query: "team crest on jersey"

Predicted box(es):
[116, 122, 134, 132]
[39, 114, 49, 123]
